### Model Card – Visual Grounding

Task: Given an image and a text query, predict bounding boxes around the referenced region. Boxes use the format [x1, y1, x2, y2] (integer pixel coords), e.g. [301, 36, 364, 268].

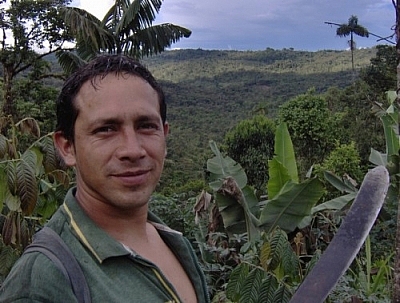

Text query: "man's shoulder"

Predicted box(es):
[0, 251, 75, 302]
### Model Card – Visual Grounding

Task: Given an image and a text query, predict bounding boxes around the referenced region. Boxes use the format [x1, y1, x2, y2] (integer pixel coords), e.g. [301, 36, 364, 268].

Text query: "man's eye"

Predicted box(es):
[94, 126, 115, 133]
[140, 123, 158, 130]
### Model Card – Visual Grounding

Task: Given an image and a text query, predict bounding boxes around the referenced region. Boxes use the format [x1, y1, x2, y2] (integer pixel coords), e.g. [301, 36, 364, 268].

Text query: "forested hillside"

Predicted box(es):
[141, 47, 377, 191]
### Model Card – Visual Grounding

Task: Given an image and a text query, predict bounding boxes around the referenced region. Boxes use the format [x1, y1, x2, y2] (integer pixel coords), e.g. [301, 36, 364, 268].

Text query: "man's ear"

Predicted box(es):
[53, 131, 76, 167]
[163, 122, 169, 157]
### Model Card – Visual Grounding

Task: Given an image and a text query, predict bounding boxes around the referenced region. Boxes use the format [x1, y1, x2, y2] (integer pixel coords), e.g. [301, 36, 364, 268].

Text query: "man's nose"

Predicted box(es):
[115, 129, 146, 160]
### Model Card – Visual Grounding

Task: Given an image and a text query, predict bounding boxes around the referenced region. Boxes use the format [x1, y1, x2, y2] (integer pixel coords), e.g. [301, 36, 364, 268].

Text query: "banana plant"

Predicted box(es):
[200, 122, 325, 243]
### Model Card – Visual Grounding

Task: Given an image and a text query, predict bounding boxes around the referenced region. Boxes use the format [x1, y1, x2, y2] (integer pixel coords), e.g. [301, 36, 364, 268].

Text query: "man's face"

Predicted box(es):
[55, 73, 168, 213]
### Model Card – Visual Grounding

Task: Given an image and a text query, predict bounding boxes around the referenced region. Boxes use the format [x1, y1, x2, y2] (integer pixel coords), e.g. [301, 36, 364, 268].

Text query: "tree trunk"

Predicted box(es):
[1, 64, 15, 121]
[350, 31, 355, 72]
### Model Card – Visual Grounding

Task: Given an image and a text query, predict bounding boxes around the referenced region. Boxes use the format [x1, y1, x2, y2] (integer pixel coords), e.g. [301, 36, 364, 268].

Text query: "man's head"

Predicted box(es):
[54, 54, 169, 213]
[56, 54, 166, 142]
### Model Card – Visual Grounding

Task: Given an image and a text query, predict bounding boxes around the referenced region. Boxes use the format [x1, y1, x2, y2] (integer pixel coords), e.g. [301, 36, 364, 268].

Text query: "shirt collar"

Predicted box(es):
[60, 187, 181, 263]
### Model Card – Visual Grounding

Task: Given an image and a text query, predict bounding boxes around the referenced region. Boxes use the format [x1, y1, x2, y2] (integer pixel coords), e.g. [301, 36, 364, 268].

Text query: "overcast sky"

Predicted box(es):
[72, 0, 395, 51]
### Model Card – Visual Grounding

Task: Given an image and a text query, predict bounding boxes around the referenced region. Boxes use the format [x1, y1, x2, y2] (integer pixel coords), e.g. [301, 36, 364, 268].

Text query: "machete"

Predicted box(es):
[289, 165, 390, 303]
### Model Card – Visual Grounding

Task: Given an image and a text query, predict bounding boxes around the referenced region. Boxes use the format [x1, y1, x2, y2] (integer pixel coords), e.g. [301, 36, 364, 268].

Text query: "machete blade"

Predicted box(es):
[289, 165, 390, 303]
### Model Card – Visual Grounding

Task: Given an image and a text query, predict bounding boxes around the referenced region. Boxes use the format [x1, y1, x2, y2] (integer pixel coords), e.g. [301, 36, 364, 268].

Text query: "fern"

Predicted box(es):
[272, 284, 292, 303]
[260, 241, 271, 271]
[268, 228, 289, 271]
[239, 268, 267, 303]
[258, 274, 279, 303]
[226, 263, 250, 301]
[280, 242, 300, 280]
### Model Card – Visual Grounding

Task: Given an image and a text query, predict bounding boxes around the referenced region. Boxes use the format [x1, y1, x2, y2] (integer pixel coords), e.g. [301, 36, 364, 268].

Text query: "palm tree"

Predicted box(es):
[335, 15, 369, 71]
[57, 0, 191, 73]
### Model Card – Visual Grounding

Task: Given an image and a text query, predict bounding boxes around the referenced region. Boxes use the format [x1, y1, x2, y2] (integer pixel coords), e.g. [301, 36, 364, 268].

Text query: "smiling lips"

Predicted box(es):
[111, 169, 151, 186]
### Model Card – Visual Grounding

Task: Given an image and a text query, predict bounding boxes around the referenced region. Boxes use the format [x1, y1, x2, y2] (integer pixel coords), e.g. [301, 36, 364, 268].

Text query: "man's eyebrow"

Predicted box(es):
[88, 117, 123, 128]
[135, 114, 163, 123]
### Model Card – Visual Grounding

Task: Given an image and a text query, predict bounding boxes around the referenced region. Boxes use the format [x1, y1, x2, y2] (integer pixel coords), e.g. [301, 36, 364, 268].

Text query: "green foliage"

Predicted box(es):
[223, 115, 275, 192]
[202, 123, 325, 241]
[143, 47, 376, 192]
[360, 45, 396, 93]
[369, 91, 399, 209]
[315, 141, 363, 182]
[0, 0, 72, 118]
[225, 229, 300, 303]
[149, 193, 198, 241]
[329, 237, 392, 302]
[278, 89, 340, 174]
[58, 0, 191, 72]
[324, 81, 385, 168]
[0, 118, 70, 280]
[259, 178, 324, 232]
[226, 264, 291, 303]
[193, 124, 327, 300]
[14, 79, 60, 135]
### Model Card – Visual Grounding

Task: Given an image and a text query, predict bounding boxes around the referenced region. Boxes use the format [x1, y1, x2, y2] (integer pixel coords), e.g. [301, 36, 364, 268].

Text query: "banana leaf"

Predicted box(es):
[259, 178, 325, 233]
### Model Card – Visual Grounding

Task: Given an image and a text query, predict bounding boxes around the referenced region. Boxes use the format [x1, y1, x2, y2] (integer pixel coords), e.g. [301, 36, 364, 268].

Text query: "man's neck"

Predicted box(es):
[75, 191, 150, 244]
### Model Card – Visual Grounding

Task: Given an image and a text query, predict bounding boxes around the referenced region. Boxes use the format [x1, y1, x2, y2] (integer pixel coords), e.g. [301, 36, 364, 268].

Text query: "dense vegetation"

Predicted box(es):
[140, 47, 378, 192]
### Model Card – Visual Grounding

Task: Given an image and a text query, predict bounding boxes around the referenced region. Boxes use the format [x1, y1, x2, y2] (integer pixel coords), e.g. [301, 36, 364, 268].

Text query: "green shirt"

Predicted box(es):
[0, 188, 209, 303]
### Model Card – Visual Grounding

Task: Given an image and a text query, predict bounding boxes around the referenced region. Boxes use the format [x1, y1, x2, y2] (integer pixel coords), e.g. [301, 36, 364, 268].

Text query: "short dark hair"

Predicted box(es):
[56, 54, 166, 142]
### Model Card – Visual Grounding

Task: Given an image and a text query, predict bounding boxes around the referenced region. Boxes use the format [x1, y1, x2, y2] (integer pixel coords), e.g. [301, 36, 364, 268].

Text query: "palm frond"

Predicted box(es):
[353, 25, 369, 38]
[126, 23, 191, 57]
[336, 25, 351, 37]
[61, 7, 114, 52]
[56, 50, 87, 74]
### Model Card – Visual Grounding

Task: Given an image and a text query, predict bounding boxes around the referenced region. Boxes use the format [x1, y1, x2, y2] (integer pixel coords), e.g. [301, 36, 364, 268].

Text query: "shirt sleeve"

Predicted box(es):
[0, 252, 79, 303]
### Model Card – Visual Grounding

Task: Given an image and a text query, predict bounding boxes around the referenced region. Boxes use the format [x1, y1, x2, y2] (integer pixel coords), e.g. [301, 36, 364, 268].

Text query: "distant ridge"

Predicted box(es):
[141, 48, 376, 190]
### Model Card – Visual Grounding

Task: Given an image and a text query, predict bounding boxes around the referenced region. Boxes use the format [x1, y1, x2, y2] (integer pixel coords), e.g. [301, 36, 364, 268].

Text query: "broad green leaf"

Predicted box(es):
[274, 122, 298, 182]
[381, 113, 399, 157]
[386, 90, 397, 103]
[0, 134, 8, 159]
[312, 192, 355, 213]
[239, 268, 267, 303]
[267, 158, 291, 200]
[298, 192, 356, 229]
[6, 162, 17, 196]
[226, 263, 250, 301]
[38, 135, 58, 173]
[259, 178, 324, 233]
[24, 147, 44, 176]
[369, 148, 387, 166]
[4, 192, 21, 212]
[207, 141, 247, 190]
[16, 159, 38, 215]
[216, 179, 260, 241]
[324, 170, 357, 193]
[0, 164, 8, 211]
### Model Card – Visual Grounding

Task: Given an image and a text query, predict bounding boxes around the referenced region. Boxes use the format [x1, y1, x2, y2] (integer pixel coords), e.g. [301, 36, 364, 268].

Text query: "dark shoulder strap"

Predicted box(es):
[24, 226, 91, 303]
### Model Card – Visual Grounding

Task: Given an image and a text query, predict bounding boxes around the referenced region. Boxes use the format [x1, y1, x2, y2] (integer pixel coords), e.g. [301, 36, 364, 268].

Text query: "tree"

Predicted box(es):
[58, 0, 191, 73]
[0, 0, 73, 119]
[325, 15, 369, 72]
[278, 89, 341, 175]
[223, 115, 275, 193]
[360, 45, 397, 93]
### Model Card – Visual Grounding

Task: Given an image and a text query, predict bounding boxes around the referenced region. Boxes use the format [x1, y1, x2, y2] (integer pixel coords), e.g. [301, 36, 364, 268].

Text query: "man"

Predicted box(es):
[0, 55, 209, 302]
